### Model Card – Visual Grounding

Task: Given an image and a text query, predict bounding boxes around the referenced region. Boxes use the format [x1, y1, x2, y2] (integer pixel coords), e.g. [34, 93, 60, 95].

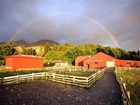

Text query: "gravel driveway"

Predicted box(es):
[0, 69, 123, 105]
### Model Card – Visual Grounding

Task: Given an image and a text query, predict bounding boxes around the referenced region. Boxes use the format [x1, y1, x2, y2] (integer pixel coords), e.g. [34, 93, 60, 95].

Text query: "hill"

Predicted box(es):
[29, 39, 59, 46]
[0, 39, 59, 47]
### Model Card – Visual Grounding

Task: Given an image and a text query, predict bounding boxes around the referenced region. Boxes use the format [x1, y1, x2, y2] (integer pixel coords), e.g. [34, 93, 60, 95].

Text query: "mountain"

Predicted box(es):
[0, 39, 59, 47]
[13, 40, 28, 46]
[29, 40, 59, 46]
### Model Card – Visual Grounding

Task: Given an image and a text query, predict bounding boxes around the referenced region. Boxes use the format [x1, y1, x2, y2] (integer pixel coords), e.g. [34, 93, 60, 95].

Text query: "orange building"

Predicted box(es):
[5, 55, 44, 71]
[75, 55, 90, 67]
[75, 52, 140, 69]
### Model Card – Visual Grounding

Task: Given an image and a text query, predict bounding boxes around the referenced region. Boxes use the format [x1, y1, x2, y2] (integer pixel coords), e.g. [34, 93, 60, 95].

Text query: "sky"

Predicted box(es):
[0, 0, 140, 50]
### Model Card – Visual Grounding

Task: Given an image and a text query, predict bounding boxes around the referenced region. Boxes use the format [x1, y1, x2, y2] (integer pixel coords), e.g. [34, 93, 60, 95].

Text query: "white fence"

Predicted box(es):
[0, 68, 105, 88]
[115, 68, 132, 105]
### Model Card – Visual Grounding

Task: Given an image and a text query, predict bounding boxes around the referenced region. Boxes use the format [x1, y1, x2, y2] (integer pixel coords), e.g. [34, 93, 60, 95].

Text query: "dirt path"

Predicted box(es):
[0, 68, 123, 105]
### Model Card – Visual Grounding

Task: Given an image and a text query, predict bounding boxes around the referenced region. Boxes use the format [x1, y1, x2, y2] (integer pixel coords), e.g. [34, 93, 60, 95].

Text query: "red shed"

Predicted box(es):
[75, 55, 90, 66]
[5, 55, 44, 71]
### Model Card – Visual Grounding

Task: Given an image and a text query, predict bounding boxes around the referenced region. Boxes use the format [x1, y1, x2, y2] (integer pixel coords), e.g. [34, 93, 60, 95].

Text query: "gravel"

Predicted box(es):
[0, 69, 123, 105]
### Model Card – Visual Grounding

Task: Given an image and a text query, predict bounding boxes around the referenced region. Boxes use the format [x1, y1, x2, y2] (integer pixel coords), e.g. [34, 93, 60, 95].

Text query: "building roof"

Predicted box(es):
[6, 55, 43, 59]
[76, 55, 91, 61]
[83, 52, 117, 63]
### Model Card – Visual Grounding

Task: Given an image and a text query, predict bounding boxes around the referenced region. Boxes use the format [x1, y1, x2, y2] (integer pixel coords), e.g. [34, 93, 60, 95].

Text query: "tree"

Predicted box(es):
[21, 47, 26, 54]
[0, 44, 17, 65]
[64, 47, 83, 64]
[21, 48, 36, 55]
[26, 48, 36, 55]
[44, 43, 50, 54]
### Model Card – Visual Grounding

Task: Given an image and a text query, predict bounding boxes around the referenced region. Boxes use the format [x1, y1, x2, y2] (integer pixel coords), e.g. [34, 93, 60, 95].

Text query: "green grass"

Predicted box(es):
[54, 70, 96, 77]
[117, 69, 140, 105]
[0, 70, 48, 77]
[0, 68, 96, 78]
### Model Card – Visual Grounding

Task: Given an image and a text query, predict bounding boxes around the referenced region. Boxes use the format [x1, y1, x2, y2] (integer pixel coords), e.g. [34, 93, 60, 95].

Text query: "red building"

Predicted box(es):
[6, 55, 44, 71]
[75, 55, 90, 67]
[75, 52, 140, 69]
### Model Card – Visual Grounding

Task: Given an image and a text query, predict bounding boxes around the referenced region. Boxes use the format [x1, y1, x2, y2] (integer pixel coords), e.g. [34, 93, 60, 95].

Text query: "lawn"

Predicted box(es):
[117, 68, 140, 105]
[0, 69, 48, 77]
[54, 70, 96, 77]
[0, 67, 96, 78]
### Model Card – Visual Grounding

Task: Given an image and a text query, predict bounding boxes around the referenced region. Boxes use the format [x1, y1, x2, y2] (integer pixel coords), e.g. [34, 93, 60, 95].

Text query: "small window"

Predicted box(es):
[94, 62, 98, 64]
[126, 62, 131, 65]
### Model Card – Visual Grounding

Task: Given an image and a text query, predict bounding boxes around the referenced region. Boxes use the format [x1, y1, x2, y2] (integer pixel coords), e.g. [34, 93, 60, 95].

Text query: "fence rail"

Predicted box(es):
[0, 68, 105, 88]
[116, 67, 140, 71]
[115, 68, 132, 105]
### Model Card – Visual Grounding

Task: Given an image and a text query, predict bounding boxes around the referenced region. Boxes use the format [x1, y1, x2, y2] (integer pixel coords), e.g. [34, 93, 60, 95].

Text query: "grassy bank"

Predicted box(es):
[117, 69, 140, 105]
[0, 67, 96, 78]
[54, 70, 96, 77]
[0, 70, 48, 77]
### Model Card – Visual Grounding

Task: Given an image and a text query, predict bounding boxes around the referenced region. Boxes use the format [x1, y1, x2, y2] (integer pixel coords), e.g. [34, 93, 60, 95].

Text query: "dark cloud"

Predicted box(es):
[0, 0, 140, 50]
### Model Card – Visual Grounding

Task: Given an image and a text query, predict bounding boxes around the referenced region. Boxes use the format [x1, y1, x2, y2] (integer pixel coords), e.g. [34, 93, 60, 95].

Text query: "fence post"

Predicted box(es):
[52, 73, 55, 81]
[32, 73, 35, 81]
[45, 72, 48, 79]
[16, 75, 20, 83]
[116, 69, 117, 74]
[63, 75, 64, 83]
[127, 91, 131, 100]
[123, 83, 126, 90]
[0, 77, 3, 86]
[84, 68, 86, 72]
[42, 72, 45, 79]
[120, 77, 123, 81]
[86, 78, 89, 87]
[73, 76, 75, 84]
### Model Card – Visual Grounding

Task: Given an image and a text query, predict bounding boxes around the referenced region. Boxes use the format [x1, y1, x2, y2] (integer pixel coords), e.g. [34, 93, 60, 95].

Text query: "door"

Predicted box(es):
[106, 61, 115, 67]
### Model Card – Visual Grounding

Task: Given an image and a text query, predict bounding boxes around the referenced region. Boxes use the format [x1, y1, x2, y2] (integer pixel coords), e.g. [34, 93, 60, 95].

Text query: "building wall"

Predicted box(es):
[75, 56, 90, 66]
[5, 57, 13, 67]
[76, 52, 140, 69]
[89, 61, 106, 69]
[83, 52, 116, 69]
[116, 60, 140, 67]
[12, 57, 43, 71]
[6, 56, 43, 71]
[83, 59, 92, 68]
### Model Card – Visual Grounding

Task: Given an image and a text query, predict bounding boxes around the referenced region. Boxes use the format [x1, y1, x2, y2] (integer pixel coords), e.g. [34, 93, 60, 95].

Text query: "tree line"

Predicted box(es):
[0, 41, 140, 66]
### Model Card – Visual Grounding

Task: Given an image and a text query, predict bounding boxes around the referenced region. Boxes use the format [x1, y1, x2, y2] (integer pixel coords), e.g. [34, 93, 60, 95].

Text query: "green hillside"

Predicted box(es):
[0, 39, 59, 47]
[117, 69, 140, 105]
[0, 40, 140, 66]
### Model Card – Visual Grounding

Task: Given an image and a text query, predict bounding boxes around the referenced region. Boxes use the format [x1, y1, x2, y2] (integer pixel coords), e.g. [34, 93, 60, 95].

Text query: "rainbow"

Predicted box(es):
[10, 12, 120, 48]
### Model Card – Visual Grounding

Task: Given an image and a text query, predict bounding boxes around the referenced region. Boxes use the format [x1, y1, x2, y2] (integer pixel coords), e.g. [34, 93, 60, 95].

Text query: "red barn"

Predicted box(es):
[5, 55, 44, 71]
[116, 59, 140, 67]
[83, 52, 117, 69]
[75, 52, 140, 69]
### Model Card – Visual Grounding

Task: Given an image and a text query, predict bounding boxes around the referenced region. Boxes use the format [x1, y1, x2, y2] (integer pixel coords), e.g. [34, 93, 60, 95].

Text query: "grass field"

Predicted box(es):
[54, 70, 96, 77]
[117, 68, 140, 105]
[0, 69, 48, 77]
[0, 67, 96, 78]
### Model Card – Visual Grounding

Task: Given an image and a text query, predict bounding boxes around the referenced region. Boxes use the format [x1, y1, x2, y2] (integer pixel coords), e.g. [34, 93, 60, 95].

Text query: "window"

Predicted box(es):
[126, 62, 131, 65]
[94, 62, 98, 64]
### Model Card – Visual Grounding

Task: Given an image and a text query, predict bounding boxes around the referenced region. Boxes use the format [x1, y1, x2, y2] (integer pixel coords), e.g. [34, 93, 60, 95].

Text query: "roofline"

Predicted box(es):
[77, 55, 91, 58]
[90, 52, 117, 59]
[6, 55, 44, 59]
